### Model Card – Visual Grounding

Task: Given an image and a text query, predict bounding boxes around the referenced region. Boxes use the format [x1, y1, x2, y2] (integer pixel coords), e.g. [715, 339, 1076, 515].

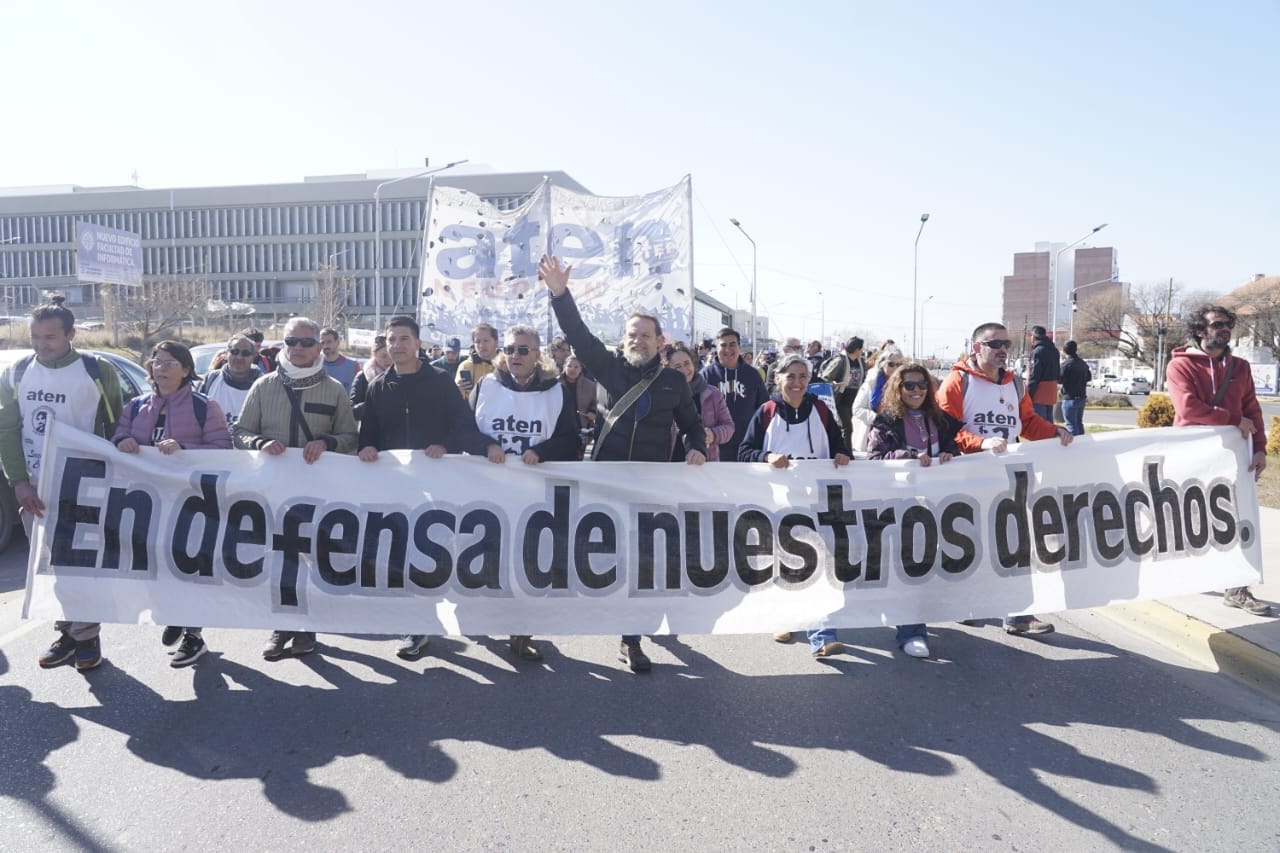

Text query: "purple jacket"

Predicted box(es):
[671, 380, 735, 462]
[112, 383, 231, 449]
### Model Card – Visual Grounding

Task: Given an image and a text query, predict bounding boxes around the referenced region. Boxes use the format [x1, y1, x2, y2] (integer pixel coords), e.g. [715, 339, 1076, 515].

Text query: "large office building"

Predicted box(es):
[1001, 242, 1121, 347]
[0, 167, 591, 330]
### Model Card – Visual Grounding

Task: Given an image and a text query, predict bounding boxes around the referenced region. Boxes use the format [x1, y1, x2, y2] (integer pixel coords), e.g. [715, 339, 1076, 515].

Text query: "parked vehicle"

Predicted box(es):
[1107, 376, 1152, 396]
[1090, 373, 1118, 389]
[0, 348, 150, 552]
[190, 342, 225, 377]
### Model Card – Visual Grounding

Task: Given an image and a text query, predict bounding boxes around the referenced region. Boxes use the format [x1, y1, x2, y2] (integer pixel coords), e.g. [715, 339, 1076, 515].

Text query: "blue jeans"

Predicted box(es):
[807, 628, 837, 652]
[1061, 397, 1085, 436]
[1033, 402, 1055, 423]
[895, 624, 927, 646]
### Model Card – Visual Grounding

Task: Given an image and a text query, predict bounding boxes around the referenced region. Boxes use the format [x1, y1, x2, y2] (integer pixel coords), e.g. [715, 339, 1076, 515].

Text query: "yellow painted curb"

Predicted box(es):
[1098, 601, 1280, 702]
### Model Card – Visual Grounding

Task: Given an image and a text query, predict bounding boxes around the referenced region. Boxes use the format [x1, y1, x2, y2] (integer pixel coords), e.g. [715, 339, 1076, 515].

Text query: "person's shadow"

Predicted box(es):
[14, 624, 1273, 850]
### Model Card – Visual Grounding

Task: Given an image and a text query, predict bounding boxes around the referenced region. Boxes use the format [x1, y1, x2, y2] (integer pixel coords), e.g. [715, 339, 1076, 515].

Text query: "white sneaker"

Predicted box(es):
[902, 637, 930, 658]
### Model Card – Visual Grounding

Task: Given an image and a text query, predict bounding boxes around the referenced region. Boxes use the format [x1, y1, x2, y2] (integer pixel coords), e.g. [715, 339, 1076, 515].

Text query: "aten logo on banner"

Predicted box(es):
[75, 221, 143, 287]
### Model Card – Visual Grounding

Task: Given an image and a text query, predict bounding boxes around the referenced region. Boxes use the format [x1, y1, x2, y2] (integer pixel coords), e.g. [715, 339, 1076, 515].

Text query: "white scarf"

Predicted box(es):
[277, 356, 325, 381]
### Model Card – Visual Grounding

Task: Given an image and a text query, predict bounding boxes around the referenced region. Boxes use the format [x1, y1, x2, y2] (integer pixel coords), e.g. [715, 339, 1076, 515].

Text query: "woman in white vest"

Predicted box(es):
[469, 324, 582, 661]
[738, 353, 852, 659]
[198, 333, 262, 428]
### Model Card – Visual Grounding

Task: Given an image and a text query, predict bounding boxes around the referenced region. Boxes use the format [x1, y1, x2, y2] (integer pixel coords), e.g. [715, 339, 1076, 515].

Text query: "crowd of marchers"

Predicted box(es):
[2, 267, 1272, 677]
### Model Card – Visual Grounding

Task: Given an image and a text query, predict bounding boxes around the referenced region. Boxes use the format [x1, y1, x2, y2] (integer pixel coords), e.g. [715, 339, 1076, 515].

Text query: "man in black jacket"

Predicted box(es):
[1027, 325, 1061, 422]
[539, 254, 706, 672]
[358, 315, 501, 661]
[1058, 340, 1092, 436]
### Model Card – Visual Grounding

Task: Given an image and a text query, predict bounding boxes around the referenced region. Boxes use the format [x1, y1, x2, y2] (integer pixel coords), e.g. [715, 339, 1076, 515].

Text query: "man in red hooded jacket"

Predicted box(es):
[937, 321, 1073, 635]
[1167, 304, 1272, 617]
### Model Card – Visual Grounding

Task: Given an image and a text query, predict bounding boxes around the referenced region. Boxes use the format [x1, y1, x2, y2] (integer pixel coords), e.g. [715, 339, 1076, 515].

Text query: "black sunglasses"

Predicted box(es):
[284, 337, 319, 348]
[979, 339, 1012, 349]
[503, 344, 532, 356]
[228, 348, 256, 357]
[901, 380, 930, 391]
[1207, 320, 1235, 330]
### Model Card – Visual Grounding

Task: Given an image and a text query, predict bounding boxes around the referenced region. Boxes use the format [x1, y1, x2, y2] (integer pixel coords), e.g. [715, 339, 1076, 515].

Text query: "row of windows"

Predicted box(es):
[0, 192, 532, 246]
[1, 274, 423, 312]
[0, 236, 427, 280]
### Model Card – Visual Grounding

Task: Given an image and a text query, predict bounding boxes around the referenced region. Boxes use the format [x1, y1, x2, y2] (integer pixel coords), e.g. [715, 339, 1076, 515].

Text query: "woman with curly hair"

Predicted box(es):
[865, 363, 965, 659]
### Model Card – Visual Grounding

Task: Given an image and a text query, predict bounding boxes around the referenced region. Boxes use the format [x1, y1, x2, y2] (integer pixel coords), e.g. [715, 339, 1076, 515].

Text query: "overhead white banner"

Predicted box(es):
[25, 422, 1261, 635]
[418, 176, 694, 346]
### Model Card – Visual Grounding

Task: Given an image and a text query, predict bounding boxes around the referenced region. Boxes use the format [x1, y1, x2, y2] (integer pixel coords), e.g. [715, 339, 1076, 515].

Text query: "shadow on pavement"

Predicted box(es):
[3, 627, 1275, 851]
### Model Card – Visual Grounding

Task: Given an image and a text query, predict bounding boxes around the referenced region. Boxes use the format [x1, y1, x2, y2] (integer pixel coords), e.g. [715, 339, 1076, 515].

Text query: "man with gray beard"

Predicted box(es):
[539, 254, 706, 672]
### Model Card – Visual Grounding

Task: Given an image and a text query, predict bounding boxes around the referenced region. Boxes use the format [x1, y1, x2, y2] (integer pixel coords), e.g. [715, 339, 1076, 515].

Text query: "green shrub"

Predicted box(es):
[1137, 393, 1175, 428]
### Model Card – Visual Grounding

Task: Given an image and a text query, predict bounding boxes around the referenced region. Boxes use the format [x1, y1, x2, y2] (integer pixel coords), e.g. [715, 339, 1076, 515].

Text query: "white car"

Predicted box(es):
[1107, 376, 1151, 395]
[1090, 373, 1117, 390]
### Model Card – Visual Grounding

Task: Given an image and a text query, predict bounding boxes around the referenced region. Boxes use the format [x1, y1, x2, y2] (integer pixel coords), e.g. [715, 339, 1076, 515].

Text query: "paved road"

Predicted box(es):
[1, 539, 1278, 851]
[1083, 389, 1280, 429]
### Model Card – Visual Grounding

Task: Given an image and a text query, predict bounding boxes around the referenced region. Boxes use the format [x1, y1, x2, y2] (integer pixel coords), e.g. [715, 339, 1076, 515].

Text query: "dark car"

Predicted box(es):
[0, 349, 150, 552]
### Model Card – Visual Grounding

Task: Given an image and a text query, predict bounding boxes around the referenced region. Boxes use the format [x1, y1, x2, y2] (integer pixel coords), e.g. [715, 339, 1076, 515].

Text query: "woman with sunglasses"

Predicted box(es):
[849, 344, 905, 452]
[865, 364, 964, 659]
[112, 341, 231, 668]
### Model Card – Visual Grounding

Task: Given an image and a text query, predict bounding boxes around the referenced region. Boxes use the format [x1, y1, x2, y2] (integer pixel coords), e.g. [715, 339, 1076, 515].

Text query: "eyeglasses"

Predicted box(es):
[901, 380, 929, 391]
[228, 348, 255, 357]
[284, 337, 319, 348]
[1207, 320, 1235, 330]
[978, 339, 1012, 349]
[503, 344, 532, 356]
[149, 359, 181, 370]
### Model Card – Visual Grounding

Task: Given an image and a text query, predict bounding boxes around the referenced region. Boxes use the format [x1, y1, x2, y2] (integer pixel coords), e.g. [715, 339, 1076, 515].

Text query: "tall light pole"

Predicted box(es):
[1051, 223, 1107, 342]
[913, 213, 930, 360]
[818, 290, 825, 350]
[374, 159, 468, 329]
[919, 295, 934, 360]
[729, 218, 757, 352]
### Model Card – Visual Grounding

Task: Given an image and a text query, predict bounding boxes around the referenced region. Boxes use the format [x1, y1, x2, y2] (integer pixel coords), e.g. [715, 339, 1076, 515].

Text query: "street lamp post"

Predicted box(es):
[913, 213, 930, 360]
[1068, 274, 1119, 340]
[729, 218, 757, 352]
[817, 290, 825, 350]
[1051, 223, 1108, 341]
[374, 159, 468, 330]
[919, 295, 935, 360]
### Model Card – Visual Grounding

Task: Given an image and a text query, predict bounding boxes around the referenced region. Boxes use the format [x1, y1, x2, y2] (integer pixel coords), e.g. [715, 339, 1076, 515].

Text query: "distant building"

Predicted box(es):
[1001, 242, 1121, 350]
[0, 168, 589, 328]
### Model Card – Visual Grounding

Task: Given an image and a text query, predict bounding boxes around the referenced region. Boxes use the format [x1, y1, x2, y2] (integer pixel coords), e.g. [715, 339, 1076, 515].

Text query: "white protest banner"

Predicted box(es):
[418, 176, 694, 345]
[25, 421, 1261, 635]
[418, 178, 551, 343]
[546, 178, 694, 345]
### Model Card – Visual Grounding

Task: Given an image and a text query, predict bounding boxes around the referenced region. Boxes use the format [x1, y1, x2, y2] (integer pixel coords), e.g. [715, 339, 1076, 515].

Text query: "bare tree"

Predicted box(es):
[311, 262, 354, 332]
[1074, 281, 1216, 368]
[115, 277, 213, 357]
[1224, 275, 1280, 361]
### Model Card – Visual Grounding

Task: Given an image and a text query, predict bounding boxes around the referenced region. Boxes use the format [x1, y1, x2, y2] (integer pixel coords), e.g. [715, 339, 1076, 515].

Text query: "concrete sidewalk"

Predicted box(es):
[1097, 506, 1280, 700]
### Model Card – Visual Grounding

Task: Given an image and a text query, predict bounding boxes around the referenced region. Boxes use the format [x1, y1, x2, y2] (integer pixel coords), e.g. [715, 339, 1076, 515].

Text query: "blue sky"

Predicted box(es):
[4, 1, 1276, 359]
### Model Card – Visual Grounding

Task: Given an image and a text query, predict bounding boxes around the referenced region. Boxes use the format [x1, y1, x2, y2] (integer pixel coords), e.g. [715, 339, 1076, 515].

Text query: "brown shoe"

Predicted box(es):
[772, 631, 794, 644]
[1224, 587, 1273, 616]
[812, 641, 845, 658]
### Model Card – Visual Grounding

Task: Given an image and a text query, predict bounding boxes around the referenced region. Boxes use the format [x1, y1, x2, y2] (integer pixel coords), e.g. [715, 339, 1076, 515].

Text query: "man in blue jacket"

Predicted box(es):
[701, 327, 769, 463]
[538, 254, 706, 672]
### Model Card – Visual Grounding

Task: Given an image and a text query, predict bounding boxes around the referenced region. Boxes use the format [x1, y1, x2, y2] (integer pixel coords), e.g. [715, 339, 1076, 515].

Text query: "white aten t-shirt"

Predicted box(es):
[960, 373, 1023, 442]
[14, 356, 103, 478]
[473, 378, 564, 457]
